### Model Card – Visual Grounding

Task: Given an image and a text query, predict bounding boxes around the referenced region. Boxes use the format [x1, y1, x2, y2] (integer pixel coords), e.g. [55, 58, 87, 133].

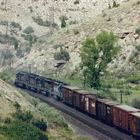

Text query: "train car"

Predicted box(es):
[62, 85, 80, 106]
[15, 71, 28, 88]
[73, 90, 97, 116]
[51, 79, 67, 100]
[112, 105, 140, 132]
[96, 99, 119, 125]
[129, 112, 140, 137]
[84, 94, 97, 116]
[37, 77, 53, 95]
[27, 73, 38, 91]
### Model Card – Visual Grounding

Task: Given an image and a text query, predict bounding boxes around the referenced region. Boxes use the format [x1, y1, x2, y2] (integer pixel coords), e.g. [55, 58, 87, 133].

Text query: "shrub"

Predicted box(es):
[136, 44, 140, 51]
[108, 3, 111, 9]
[23, 26, 34, 34]
[113, 1, 120, 7]
[54, 48, 70, 61]
[32, 119, 47, 131]
[73, 29, 79, 35]
[0, 20, 8, 26]
[4, 117, 11, 124]
[0, 120, 48, 140]
[32, 16, 58, 28]
[15, 111, 33, 122]
[0, 69, 14, 81]
[74, 0, 79, 4]
[10, 22, 22, 30]
[135, 27, 140, 35]
[59, 16, 67, 28]
[13, 101, 21, 111]
[132, 98, 140, 109]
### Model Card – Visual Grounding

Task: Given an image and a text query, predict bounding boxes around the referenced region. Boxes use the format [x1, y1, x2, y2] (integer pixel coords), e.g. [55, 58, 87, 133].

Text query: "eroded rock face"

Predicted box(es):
[0, 0, 140, 75]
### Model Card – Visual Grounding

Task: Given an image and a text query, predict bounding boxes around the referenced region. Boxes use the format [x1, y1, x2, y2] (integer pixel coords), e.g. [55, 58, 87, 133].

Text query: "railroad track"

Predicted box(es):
[17, 87, 137, 140]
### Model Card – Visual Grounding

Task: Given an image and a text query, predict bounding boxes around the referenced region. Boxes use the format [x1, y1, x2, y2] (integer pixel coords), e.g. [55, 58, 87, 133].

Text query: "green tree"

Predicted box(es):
[80, 31, 119, 89]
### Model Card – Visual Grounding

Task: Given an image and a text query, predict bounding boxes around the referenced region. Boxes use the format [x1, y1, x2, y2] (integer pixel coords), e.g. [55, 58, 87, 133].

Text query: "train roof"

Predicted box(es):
[76, 90, 95, 95]
[131, 112, 140, 118]
[17, 71, 66, 84]
[114, 104, 140, 112]
[97, 98, 119, 105]
[63, 85, 80, 90]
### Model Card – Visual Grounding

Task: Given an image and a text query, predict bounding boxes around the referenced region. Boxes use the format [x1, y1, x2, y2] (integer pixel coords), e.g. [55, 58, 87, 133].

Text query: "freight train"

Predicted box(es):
[15, 71, 140, 138]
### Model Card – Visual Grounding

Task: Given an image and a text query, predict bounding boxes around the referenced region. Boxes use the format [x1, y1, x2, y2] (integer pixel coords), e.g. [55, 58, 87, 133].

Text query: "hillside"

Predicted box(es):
[12, 0, 140, 75]
[0, 79, 92, 140]
[0, 0, 130, 71]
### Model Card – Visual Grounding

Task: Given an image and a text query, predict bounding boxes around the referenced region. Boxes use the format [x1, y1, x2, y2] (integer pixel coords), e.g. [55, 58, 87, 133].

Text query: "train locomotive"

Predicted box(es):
[15, 71, 140, 138]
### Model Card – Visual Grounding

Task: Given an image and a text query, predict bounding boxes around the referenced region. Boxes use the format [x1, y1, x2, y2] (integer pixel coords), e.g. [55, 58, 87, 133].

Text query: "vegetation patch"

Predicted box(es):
[0, 69, 14, 82]
[0, 120, 48, 140]
[32, 16, 58, 28]
[23, 26, 34, 34]
[54, 48, 70, 61]
[0, 34, 19, 49]
[132, 98, 140, 109]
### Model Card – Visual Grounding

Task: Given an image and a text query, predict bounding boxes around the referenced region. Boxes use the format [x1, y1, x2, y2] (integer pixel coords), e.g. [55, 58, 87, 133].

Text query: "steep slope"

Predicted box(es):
[13, 0, 140, 76]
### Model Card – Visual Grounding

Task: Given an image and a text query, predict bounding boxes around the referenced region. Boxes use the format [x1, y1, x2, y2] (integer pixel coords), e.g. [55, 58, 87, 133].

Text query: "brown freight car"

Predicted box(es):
[62, 86, 80, 105]
[129, 112, 140, 137]
[74, 90, 97, 115]
[72, 90, 88, 109]
[96, 99, 119, 125]
[112, 105, 140, 132]
[84, 94, 97, 116]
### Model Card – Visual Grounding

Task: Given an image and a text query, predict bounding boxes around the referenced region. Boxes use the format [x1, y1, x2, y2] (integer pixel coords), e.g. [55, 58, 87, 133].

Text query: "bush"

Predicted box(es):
[4, 117, 11, 124]
[54, 48, 70, 61]
[32, 119, 47, 131]
[132, 98, 140, 109]
[0, 34, 19, 49]
[59, 16, 67, 28]
[73, 29, 79, 35]
[32, 16, 58, 28]
[23, 26, 34, 34]
[38, 103, 68, 128]
[136, 44, 140, 51]
[10, 22, 22, 30]
[135, 27, 140, 35]
[13, 102, 21, 111]
[0, 69, 14, 81]
[0, 120, 48, 140]
[113, 1, 120, 7]
[74, 0, 79, 4]
[14, 111, 33, 123]
[0, 20, 8, 26]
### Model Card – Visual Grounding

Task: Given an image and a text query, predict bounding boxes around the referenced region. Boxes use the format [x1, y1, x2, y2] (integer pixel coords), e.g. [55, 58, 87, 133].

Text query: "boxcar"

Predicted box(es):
[73, 89, 95, 114]
[62, 86, 80, 105]
[96, 99, 119, 124]
[129, 112, 140, 137]
[84, 94, 97, 116]
[112, 105, 140, 132]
